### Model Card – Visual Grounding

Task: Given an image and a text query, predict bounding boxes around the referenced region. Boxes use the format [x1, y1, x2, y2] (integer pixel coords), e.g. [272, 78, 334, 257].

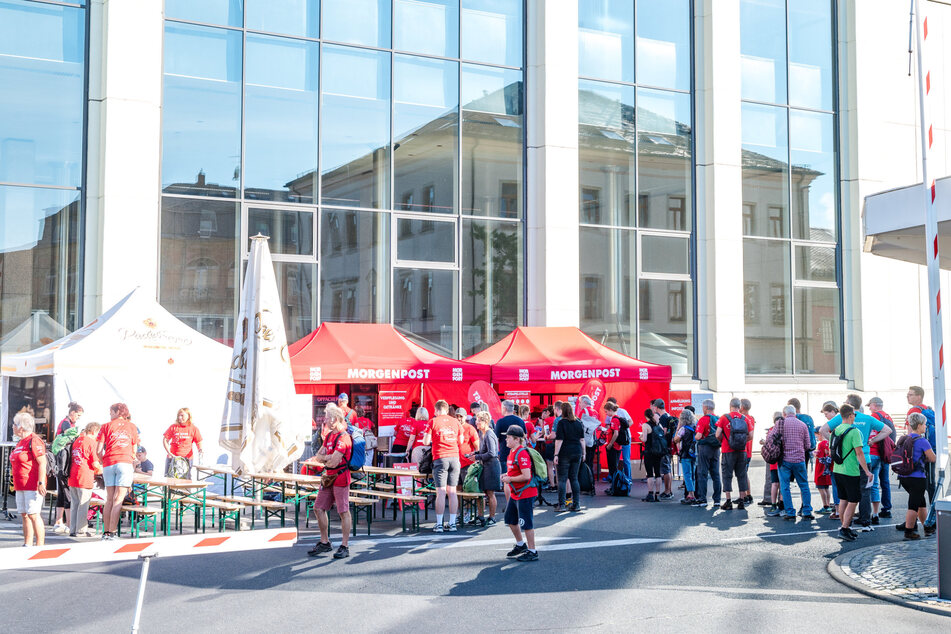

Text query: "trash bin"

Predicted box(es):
[938, 496, 951, 600]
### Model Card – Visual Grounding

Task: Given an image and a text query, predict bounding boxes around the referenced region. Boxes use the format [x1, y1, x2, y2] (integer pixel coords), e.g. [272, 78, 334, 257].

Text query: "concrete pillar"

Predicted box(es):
[695, 0, 746, 391]
[525, 0, 580, 327]
[84, 0, 164, 316]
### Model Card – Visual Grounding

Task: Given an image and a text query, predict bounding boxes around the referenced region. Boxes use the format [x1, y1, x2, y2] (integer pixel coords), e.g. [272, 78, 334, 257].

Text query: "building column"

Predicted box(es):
[695, 0, 745, 391]
[84, 0, 164, 316]
[525, 0, 580, 327]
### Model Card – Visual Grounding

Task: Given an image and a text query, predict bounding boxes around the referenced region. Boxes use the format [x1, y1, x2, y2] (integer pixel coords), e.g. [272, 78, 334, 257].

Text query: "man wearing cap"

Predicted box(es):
[867, 396, 896, 520]
[501, 426, 539, 562]
[337, 393, 356, 425]
[468, 401, 482, 426]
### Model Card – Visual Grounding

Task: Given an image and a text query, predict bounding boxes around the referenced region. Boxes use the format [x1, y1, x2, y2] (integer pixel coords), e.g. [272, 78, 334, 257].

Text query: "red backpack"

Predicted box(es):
[890, 435, 920, 477]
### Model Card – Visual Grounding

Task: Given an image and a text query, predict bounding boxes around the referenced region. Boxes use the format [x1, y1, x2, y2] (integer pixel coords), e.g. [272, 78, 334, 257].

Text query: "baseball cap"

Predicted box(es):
[506, 426, 526, 438]
[470, 401, 481, 411]
[653, 398, 666, 409]
[868, 397, 884, 406]
[338, 392, 349, 401]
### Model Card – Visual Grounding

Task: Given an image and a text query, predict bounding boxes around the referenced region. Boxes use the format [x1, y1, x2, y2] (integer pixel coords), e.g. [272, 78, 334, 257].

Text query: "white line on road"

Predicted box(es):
[393, 536, 574, 549]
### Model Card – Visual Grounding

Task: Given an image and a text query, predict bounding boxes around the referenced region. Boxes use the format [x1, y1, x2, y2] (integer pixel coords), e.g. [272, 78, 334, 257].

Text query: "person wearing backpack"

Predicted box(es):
[653, 400, 676, 500]
[639, 409, 666, 502]
[867, 397, 896, 520]
[501, 426, 539, 562]
[766, 406, 814, 521]
[68, 422, 101, 537]
[693, 399, 722, 508]
[307, 404, 353, 559]
[51, 401, 83, 534]
[896, 412, 937, 539]
[714, 399, 752, 510]
[604, 402, 631, 488]
[819, 394, 889, 531]
[906, 385, 937, 503]
[553, 403, 585, 511]
[673, 409, 698, 504]
[830, 404, 874, 542]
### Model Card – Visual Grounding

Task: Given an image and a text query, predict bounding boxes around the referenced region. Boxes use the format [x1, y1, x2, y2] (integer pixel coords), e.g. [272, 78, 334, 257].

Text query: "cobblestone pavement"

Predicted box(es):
[830, 537, 951, 615]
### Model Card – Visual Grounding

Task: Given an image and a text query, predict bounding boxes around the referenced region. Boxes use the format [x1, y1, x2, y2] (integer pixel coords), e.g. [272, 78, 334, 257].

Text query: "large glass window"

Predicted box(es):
[0, 0, 87, 352]
[160, 3, 525, 356]
[741, 0, 839, 376]
[577, 0, 693, 375]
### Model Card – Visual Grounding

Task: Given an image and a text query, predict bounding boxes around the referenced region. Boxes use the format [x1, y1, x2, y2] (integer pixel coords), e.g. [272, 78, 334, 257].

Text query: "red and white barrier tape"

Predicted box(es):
[0, 528, 297, 570]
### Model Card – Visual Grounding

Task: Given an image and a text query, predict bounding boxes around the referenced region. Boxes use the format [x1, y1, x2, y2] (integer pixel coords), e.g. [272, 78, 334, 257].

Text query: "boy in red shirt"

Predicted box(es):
[501, 426, 538, 562]
[814, 438, 833, 513]
[11, 413, 47, 546]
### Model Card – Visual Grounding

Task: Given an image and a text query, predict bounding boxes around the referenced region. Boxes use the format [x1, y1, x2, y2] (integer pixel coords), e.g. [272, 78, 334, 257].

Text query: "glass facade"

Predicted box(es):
[160, 1, 525, 354]
[0, 0, 86, 353]
[578, 0, 694, 376]
[741, 0, 840, 375]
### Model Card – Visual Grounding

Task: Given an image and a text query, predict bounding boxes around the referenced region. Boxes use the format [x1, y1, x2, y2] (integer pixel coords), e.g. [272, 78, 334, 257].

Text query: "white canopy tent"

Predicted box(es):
[0, 312, 68, 355]
[863, 175, 951, 267]
[0, 288, 232, 468]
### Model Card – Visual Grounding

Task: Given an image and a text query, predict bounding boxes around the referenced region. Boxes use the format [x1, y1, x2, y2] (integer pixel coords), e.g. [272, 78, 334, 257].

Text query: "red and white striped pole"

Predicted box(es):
[914, 0, 948, 500]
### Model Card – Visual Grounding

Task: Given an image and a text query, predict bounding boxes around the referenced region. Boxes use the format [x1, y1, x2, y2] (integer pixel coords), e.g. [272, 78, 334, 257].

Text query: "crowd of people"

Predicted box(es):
[8, 401, 206, 546]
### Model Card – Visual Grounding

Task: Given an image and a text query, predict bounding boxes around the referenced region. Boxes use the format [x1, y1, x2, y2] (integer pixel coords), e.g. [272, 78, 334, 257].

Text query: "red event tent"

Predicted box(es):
[289, 323, 489, 428]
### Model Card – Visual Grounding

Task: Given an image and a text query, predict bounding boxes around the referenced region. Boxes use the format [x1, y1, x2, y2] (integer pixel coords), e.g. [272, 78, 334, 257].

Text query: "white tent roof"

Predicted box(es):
[1, 288, 232, 465]
[863, 175, 951, 267]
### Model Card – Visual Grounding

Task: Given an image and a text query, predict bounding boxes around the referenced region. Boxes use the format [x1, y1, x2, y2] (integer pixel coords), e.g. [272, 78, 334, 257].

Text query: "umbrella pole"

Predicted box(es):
[130, 553, 157, 633]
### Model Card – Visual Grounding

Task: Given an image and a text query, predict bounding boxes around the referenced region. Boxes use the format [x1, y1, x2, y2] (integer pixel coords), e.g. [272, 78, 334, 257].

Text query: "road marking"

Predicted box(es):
[536, 537, 668, 551]
[392, 536, 573, 550]
[720, 524, 900, 543]
[649, 584, 859, 599]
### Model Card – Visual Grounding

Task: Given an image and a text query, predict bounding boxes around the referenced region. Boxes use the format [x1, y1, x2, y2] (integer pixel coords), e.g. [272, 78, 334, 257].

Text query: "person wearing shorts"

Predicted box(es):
[427, 400, 463, 532]
[898, 413, 936, 539]
[11, 413, 47, 546]
[97, 403, 139, 540]
[307, 404, 353, 559]
[830, 405, 873, 542]
[501, 426, 538, 562]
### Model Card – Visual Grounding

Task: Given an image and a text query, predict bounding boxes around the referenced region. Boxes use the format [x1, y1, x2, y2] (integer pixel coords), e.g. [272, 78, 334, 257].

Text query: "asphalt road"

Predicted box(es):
[2, 460, 947, 632]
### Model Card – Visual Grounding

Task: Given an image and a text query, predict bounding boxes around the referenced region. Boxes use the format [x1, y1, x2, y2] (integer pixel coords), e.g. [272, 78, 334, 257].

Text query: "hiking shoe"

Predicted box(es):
[720, 501, 733, 511]
[829, 513, 840, 520]
[736, 500, 745, 511]
[757, 499, 771, 506]
[870, 515, 880, 525]
[743, 495, 754, 505]
[878, 509, 892, 519]
[467, 517, 482, 526]
[433, 524, 444, 533]
[925, 525, 936, 537]
[680, 498, 695, 505]
[553, 505, 568, 512]
[783, 514, 796, 521]
[447, 523, 458, 532]
[308, 541, 333, 556]
[897, 521, 913, 531]
[856, 522, 874, 533]
[801, 514, 815, 520]
[642, 493, 655, 502]
[846, 527, 858, 539]
[485, 518, 497, 526]
[765, 507, 782, 517]
[506, 543, 528, 558]
[692, 498, 707, 507]
[904, 530, 921, 541]
[516, 550, 539, 562]
[333, 545, 350, 559]
[659, 493, 673, 500]
[838, 527, 856, 541]
[569, 504, 581, 512]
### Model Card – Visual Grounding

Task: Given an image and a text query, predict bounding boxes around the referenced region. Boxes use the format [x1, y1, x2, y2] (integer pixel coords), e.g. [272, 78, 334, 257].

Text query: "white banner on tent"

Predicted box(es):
[220, 236, 308, 474]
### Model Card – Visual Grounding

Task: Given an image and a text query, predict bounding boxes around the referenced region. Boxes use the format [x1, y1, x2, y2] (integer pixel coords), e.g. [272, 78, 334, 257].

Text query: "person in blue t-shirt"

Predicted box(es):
[819, 394, 890, 530]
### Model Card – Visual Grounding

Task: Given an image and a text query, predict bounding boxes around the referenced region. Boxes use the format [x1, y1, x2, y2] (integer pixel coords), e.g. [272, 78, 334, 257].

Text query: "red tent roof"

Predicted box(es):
[289, 323, 491, 384]
[463, 327, 672, 383]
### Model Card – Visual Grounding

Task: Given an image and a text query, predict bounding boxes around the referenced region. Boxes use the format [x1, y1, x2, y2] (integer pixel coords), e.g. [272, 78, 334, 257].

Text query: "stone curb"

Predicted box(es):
[827, 548, 951, 617]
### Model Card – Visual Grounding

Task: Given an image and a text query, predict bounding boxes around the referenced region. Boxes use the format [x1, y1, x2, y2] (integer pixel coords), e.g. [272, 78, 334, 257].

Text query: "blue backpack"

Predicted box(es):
[346, 424, 367, 470]
[608, 469, 631, 496]
[917, 406, 937, 449]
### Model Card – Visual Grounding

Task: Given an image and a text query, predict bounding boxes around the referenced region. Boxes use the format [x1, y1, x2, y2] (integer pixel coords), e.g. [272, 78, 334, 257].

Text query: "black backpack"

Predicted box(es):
[831, 426, 860, 465]
[54, 439, 76, 478]
[645, 422, 668, 456]
[417, 446, 434, 475]
[616, 415, 631, 446]
[679, 425, 696, 459]
[698, 414, 720, 447]
[727, 414, 749, 451]
[578, 462, 595, 494]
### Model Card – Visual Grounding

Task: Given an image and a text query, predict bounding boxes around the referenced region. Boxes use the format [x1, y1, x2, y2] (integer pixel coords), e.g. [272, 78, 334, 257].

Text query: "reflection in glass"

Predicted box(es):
[321, 45, 390, 209]
[162, 23, 242, 197]
[637, 88, 692, 231]
[578, 81, 635, 227]
[461, 65, 523, 218]
[636, 0, 690, 91]
[462, 219, 522, 357]
[320, 210, 389, 323]
[740, 0, 786, 103]
[638, 279, 692, 376]
[247, 208, 314, 256]
[0, 186, 81, 348]
[461, 0, 522, 67]
[641, 234, 689, 275]
[273, 261, 316, 344]
[165, 0, 243, 27]
[579, 227, 636, 355]
[0, 1, 85, 188]
[394, 268, 457, 356]
[244, 35, 318, 203]
[578, 0, 634, 82]
[395, 0, 458, 57]
[794, 245, 835, 283]
[394, 55, 458, 215]
[741, 103, 788, 238]
[790, 110, 836, 240]
[743, 238, 791, 374]
[794, 286, 840, 374]
[397, 218, 454, 262]
[246, 0, 319, 38]
[322, 0, 390, 48]
[159, 197, 239, 344]
[788, 0, 833, 110]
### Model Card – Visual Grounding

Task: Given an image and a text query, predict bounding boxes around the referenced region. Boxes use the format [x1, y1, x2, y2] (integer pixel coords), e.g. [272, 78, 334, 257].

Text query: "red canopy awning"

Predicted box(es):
[463, 326, 672, 383]
[289, 323, 491, 386]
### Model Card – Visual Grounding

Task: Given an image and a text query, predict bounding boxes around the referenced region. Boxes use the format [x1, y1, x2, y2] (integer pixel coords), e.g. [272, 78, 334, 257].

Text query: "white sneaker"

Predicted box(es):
[52, 524, 68, 534]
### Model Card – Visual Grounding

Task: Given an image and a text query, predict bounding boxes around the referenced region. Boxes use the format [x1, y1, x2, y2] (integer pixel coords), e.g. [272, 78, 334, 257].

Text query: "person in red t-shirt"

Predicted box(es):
[11, 412, 47, 546]
[392, 411, 422, 456]
[426, 400, 463, 531]
[501, 426, 538, 562]
[97, 402, 140, 540]
[68, 422, 102, 537]
[307, 403, 353, 560]
[715, 398, 752, 510]
[458, 409, 481, 476]
[739, 399, 756, 506]
[52, 401, 84, 533]
[814, 437, 833, 512]
[162, 407, 204, 477]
